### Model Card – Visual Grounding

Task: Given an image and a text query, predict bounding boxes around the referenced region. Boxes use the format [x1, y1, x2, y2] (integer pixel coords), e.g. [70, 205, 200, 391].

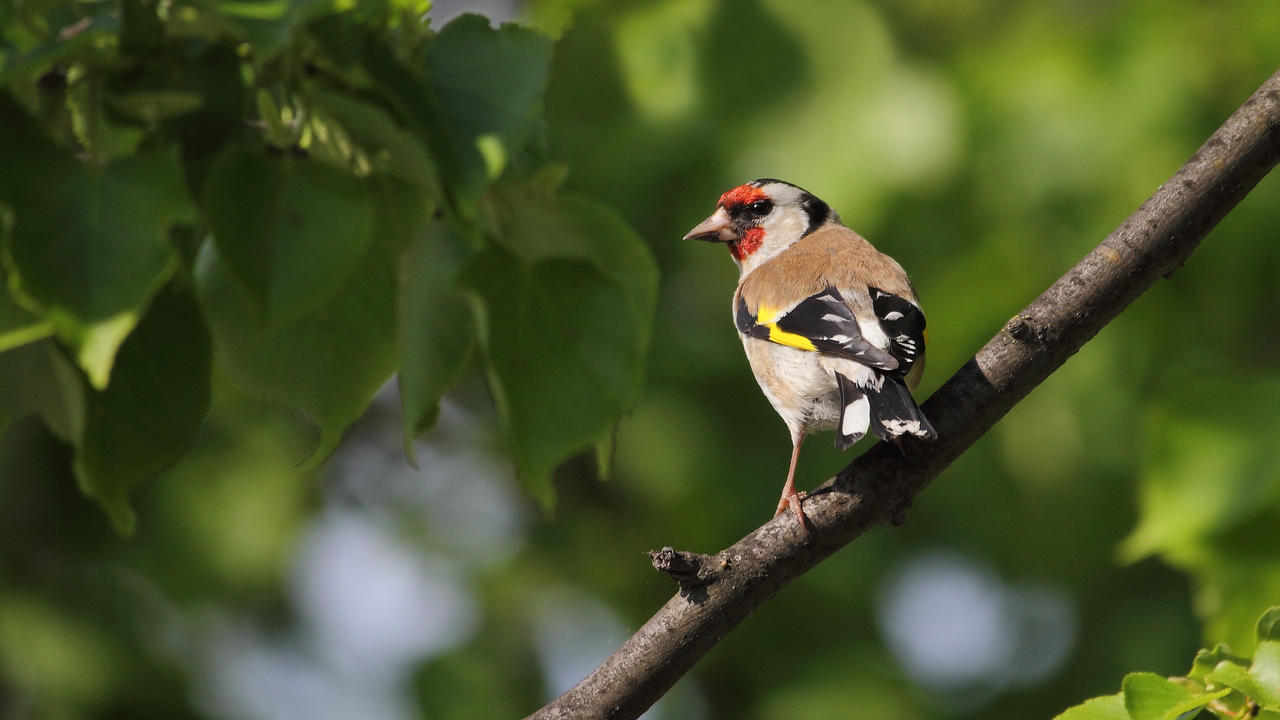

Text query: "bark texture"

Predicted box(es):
[527, 68, 1280, 720]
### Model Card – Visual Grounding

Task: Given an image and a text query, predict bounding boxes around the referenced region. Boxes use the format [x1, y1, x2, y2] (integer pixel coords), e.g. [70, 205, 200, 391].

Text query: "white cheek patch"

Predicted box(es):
[760, 210, 809, 245]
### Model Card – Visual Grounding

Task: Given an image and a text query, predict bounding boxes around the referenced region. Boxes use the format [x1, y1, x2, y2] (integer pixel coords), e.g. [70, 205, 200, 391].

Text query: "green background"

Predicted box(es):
[3, 0, 1280, 718]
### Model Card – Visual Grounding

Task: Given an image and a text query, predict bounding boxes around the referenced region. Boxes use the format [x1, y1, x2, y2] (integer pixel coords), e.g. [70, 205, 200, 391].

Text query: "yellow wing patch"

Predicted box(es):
[766, 325, 817, 351]
[756, 304, 783, 324]
[756, 304, 817, 351]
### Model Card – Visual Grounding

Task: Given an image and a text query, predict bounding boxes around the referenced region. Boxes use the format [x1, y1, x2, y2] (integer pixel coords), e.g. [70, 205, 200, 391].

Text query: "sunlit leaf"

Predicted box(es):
[1249, 642, 1280, 710]
[1122, 672, 1227, 720]
[1053, 692, 1127, 720]
[1258, 608, 1280, 644]
[1205, 659, 1276, 711]
[1190, 644, 1249, 680]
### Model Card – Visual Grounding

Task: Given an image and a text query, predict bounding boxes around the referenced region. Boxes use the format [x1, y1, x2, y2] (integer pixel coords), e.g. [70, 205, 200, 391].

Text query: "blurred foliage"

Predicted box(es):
[1, 0, 1279, 719]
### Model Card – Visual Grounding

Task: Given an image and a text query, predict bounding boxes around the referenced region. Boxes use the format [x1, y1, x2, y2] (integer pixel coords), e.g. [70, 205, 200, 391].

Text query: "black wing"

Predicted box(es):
[736, 287, 899, 371]
[870, 287, 926, 379]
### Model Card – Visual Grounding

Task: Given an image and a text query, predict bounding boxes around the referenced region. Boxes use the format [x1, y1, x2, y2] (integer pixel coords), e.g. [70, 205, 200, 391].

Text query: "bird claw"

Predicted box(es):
[773, 490, 809, 531]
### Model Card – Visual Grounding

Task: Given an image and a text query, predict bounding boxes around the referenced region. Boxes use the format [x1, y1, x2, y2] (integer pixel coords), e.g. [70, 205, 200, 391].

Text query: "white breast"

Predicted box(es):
[741, 337, 844, 441]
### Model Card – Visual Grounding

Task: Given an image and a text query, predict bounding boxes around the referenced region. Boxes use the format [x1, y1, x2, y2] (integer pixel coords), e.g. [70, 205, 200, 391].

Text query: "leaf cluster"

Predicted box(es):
[0, 0, 657, 530]
[1058, 607, 1280, 720]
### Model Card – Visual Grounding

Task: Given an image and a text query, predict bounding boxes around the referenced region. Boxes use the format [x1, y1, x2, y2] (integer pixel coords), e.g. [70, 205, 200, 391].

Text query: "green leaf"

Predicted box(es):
[1206, 662, 1260, 701]
[423, 14, 553, 208]
[489, 189, 657, 346]
[1205, 648, 1280, 712]
[306, 89, 440, 192]
[1122, 672, 1228, 720]
[1053, 692, 1128, 720]
[65, 72, 148, 163]
[0, 237, 54, 353]
[107, 90, 205, 125]
[459, 251, 608, 507]
[398, 219, 474, 463]
[74, 285, 212, 533]
[195, 178, 418, 462]
[201, 143, 376, 326]
[0, 339, 86, 444]
[460, 254, 649, 505]
[457, 190, 655, 508]
[1250, 642, 1280, 710]
[0, 95, 191, 387]
[1259, 608, 1280, 644]
[0, 12, 120, 83]
[1190, 644, 1250, 680]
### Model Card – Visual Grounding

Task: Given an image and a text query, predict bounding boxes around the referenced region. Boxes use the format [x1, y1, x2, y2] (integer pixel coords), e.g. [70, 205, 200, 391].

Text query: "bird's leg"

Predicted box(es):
[773, 435, 808, 529]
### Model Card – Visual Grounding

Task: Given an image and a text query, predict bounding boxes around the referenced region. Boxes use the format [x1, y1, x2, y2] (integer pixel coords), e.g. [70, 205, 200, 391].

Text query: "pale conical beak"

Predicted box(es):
[683, 207, 734, 242]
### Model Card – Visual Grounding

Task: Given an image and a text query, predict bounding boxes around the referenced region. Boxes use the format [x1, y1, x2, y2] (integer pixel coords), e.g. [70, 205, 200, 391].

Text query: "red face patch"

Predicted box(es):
[718, 184, 767, 209]
[729, 227, 765, 261]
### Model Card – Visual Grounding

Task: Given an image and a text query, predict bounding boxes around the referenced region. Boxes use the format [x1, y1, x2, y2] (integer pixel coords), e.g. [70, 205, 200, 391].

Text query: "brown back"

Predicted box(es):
[737, 224, 919, 316]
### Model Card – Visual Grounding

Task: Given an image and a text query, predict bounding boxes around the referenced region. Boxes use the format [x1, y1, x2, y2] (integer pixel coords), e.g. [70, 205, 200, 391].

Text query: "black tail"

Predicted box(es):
[865, 376, 936, 442]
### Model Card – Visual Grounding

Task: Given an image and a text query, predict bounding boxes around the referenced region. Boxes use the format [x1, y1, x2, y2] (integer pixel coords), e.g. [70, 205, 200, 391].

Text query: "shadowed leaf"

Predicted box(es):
[75, 285, 211, 533]
[201, 143, 375, 327]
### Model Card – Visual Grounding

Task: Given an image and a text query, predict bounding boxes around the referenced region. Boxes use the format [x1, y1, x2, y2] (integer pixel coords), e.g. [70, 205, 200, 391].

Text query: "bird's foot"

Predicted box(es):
[773, 490, 809, 531]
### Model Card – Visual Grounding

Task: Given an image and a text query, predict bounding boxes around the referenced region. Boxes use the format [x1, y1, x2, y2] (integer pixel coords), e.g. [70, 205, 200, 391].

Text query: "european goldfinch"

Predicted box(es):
[685, 179, 936, 528]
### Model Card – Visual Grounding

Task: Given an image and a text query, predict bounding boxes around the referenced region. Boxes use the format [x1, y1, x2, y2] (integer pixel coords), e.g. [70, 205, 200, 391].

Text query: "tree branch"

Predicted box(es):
[526, 68, 1280, 720]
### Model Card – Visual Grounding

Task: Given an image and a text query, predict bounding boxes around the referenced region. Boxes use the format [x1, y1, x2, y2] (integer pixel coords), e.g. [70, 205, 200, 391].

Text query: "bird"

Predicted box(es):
[684, 178, 936, 529]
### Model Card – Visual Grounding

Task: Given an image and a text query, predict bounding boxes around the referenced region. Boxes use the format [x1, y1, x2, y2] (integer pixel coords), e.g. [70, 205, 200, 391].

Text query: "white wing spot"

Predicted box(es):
[842, 396, 870, 437]
[880, 418, 925, 436]
[884, 311, 904, 321]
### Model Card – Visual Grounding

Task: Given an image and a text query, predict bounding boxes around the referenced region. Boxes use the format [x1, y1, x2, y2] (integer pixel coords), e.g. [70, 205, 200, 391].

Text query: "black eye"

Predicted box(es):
[747, 200, 772, 217]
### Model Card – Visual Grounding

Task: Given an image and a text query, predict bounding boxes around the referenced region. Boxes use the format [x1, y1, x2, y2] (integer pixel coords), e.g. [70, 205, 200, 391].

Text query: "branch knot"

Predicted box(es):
[649, 547, 725, 593]
[1005, 313, 1044, 345]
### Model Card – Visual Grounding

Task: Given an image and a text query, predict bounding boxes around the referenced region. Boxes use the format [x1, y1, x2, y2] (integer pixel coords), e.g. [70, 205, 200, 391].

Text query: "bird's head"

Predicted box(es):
[684, 178, 835, 271]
